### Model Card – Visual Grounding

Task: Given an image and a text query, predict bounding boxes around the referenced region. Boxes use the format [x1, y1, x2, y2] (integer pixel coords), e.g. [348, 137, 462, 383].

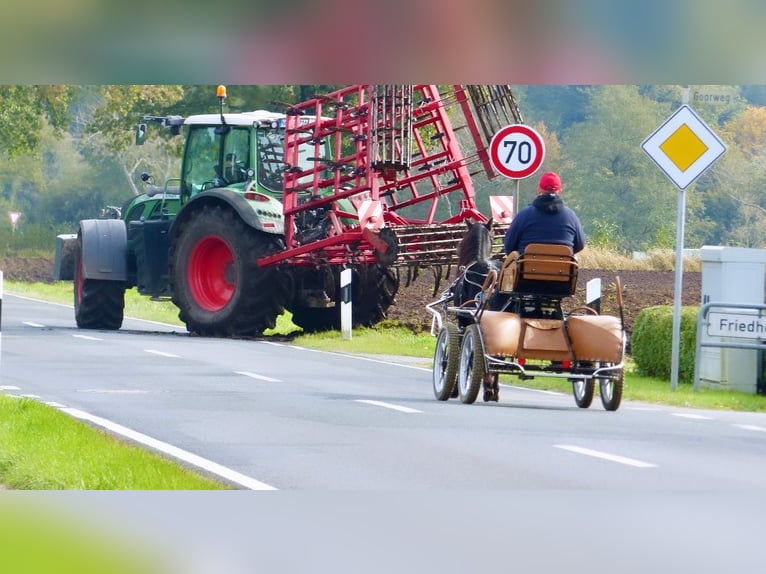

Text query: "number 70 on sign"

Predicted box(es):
[488, 124, 546, 180]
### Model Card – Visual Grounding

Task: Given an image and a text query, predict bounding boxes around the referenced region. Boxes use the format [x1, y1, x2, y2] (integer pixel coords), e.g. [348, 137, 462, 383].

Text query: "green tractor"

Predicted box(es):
[55, 85, 521, 336]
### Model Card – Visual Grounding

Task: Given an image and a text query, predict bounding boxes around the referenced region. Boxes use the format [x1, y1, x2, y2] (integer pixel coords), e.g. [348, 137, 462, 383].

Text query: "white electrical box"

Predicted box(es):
[699, 246, 766, 392]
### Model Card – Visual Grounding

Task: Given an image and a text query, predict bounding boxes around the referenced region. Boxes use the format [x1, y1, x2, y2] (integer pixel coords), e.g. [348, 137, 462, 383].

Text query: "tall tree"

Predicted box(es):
[709, 105, 766, 247]
[0, 85, 76, 155]
[561, 85, 684, 251]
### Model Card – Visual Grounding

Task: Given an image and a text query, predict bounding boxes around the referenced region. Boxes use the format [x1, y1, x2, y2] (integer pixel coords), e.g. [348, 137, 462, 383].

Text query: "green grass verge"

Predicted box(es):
[0, 395, 228, 489]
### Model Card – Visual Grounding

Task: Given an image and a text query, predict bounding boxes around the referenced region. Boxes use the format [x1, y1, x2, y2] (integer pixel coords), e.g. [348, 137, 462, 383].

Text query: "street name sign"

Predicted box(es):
[707, 311, 766, 340]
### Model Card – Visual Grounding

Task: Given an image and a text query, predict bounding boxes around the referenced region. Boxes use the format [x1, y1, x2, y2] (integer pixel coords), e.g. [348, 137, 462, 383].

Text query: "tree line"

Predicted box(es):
[1, 84, 764, 254]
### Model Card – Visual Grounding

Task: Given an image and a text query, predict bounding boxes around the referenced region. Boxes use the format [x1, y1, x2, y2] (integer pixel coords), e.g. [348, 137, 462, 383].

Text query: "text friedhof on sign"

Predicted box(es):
[707, 312, 766, 340]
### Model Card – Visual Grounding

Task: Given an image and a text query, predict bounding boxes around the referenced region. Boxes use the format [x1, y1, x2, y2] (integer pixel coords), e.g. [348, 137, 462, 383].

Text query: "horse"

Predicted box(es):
[450, 218, 506, 402]
[451, 218, 500, 309]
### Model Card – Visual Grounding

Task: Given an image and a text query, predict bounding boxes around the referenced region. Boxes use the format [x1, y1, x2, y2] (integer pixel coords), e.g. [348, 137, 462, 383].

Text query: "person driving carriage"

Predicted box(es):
[503, 171, 585, 256]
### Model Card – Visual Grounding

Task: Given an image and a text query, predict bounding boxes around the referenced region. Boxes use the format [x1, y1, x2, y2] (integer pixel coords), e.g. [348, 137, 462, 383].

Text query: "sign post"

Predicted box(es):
[489, 124, 546, 216]
[8, 211, 20, 232]
[340, 268, 352, 340]
[641, 95, 727, 389]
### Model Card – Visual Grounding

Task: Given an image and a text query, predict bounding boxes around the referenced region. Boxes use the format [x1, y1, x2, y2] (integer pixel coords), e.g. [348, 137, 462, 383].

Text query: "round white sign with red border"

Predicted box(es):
[489, 124, 545, 179]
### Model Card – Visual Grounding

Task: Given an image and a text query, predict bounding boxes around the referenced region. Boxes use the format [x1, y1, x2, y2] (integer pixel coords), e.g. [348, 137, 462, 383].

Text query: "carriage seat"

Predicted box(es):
[498, 243, 578, 297]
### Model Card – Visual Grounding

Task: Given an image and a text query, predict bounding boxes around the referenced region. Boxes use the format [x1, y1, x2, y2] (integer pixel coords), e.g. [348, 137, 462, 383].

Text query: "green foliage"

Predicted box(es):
[631, 305, 699, 383]
[0, 86, 76, 155]
[4, 83, 766, 254]
[586, 217, 623, 251]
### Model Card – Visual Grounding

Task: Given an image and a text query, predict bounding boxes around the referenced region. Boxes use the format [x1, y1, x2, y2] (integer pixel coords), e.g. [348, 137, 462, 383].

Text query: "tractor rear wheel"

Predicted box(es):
[289, 264, 399, 333]
[74, 233, 125, 330]
[352, 264, 399, 327]
[170, 204, 287, 337]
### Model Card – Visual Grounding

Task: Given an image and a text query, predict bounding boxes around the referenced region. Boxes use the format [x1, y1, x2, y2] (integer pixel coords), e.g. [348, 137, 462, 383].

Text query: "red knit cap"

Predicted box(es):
[538, 171, 562, 193]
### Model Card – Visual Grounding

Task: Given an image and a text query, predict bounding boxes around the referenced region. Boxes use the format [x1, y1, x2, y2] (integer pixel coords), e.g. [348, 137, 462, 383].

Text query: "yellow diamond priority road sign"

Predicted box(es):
[642, 104, 726, 190]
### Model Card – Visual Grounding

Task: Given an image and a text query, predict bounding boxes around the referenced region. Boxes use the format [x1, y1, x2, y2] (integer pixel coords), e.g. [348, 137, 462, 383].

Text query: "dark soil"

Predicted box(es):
[0, 256, 701, 339]
[385, 266, 702, 339]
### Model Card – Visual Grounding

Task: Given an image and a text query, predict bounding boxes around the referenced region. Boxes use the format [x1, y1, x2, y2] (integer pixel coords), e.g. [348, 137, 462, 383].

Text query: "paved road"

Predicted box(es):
[3, 292, 766, 572]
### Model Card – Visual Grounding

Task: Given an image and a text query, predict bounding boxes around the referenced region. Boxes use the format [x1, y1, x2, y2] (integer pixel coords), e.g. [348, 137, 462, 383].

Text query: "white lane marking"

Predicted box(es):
[734, 424, 766, 433]
[59, 407, 277, 491]
[144, 349, 181, 358]
[671, 413, 714, 420]
[79, 389, 149, 394]
[354, 399, 422, 414]
[280, 344, 431, 372]
[235, 371, 282, 383]
[554, 444, 657, 468]
[20, 394, 41, 399]
[506, 384, 564, 396]
[44, 401, 67, 408]
[626, 406, 664, 412]
[73, 334, 103, 341]
[23, 321, 45, 327]
[7, 294, 182, 328]
[0, 385, 21, 391]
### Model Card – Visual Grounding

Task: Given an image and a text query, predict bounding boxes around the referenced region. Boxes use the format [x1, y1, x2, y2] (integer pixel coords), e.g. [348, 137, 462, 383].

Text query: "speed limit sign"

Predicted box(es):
[489, 124, 546, 179]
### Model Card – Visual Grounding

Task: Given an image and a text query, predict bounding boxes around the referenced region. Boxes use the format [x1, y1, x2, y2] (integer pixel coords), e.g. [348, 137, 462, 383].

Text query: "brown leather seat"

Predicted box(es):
[502, 243, 578, 297]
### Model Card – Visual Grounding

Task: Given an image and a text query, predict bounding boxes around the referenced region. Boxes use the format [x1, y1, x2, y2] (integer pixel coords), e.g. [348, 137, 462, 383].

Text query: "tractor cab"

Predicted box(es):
[180, 111, 325, 202]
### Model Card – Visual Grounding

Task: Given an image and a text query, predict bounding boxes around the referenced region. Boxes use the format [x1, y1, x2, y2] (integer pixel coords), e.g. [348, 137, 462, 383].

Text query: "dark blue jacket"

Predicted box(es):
[503, 193, 586, 255]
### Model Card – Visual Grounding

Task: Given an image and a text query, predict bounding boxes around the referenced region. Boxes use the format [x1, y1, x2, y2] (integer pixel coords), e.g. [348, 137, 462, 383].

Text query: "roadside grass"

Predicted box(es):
[0, 394, 228, 490]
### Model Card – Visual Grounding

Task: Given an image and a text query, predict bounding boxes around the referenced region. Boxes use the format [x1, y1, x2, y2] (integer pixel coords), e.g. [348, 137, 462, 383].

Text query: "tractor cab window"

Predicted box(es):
[256, 129, 285, 190]
[221, 128, 250, 185]
[182, 126, 222, 197]
[182, 126, 252, 198]
[256, 127, 324, 191]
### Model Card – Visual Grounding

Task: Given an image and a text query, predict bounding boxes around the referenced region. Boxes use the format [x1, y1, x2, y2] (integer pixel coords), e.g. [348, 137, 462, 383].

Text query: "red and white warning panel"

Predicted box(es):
[490, 196, 514, 223]
[358, 199, 384, 229]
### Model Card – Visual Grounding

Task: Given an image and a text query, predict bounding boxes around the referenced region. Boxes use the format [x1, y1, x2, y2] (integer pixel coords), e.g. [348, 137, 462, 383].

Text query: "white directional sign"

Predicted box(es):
[708, 312, 766, 340]
[489, 124, 545, 179]
[642, 104, 726, 190]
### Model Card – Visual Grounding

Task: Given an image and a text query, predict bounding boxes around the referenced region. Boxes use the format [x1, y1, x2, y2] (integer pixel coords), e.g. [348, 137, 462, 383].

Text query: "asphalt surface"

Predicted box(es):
[3, 292, 766, 573]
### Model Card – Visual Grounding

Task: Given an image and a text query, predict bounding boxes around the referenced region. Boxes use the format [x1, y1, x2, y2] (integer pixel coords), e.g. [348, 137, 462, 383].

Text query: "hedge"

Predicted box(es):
[631, 305, 699, 383]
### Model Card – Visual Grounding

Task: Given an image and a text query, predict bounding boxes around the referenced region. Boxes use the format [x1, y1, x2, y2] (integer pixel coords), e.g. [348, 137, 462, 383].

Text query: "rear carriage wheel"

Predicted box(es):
[432, 323, 460, 401]
[598, 365, 624, 411]
[572, 378, 595, 409]
[457, 324, 485, 404]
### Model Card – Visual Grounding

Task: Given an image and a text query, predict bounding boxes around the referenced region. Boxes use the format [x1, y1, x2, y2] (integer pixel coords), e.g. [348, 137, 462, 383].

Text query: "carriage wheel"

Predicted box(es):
[599, 364, 624, 411]
[432, 323, 460, 401]
[572, 378, 595, 408]
[457, 324, 485, 404]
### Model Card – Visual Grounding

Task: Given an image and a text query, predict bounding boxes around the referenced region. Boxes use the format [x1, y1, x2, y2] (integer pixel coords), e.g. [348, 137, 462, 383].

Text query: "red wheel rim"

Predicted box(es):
[187, 235, 236, 311]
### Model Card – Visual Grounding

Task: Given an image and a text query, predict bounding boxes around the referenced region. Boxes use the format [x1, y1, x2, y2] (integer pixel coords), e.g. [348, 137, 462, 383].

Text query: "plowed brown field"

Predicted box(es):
[0, 256, 701, 338]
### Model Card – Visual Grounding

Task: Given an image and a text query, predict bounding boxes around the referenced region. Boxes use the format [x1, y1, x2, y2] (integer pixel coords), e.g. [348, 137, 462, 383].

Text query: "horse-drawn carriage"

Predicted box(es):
[426, 220, 626, 411]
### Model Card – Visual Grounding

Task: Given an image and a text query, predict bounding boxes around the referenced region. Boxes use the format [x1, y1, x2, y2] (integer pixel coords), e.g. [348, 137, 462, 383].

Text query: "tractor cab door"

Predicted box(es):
[181, 125, 253, 201]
